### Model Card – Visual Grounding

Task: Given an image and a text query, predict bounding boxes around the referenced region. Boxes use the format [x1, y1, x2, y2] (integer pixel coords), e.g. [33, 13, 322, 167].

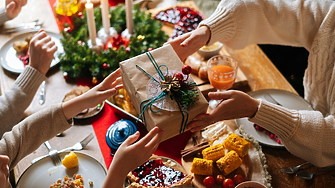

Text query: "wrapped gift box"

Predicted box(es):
[120, 44, 208, 141]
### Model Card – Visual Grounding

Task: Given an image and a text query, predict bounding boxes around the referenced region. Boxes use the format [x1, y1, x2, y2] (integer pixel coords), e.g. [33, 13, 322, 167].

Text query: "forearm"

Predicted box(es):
[102, 161, 129, 188]
[0, 104, 72, 169]
[249, 100, 335, 167]
[0, 66, 46, 136]
[201, 0, 335, 51]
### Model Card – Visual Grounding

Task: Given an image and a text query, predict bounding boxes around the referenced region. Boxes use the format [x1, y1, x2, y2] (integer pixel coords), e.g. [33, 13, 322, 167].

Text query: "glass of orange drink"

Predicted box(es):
[207, 55, 238, 109]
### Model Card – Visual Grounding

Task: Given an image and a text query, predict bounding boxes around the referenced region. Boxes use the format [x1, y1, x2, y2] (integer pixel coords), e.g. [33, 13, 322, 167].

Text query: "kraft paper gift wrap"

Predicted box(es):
[119, 44, 208, 141]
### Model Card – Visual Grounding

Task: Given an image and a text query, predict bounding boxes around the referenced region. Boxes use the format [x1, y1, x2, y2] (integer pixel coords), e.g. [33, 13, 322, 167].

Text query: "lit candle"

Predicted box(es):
[101, 0, 110, 33]
[85, 0, 97, 45]
[125, 0, 133, 34]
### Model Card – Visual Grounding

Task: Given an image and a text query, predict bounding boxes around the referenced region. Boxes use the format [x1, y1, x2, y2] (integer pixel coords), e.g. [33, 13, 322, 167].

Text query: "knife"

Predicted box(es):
[39, 81, 45, 105]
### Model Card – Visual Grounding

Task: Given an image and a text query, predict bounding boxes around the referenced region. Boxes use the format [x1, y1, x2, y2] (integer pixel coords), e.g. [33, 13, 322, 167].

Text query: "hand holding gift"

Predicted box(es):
[120, 45, 208, 141]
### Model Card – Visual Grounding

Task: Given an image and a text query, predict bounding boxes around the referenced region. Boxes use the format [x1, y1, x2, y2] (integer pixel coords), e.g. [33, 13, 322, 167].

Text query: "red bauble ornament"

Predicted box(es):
[103, 63, 109, 69]
[148, 47, 153, 51]
[77, 40, 82, 45]
[125, 47, 131, 53]
[104, 34, 130, 50]
[63, 72, 69, 80]
[174, 73, 184, 81]
[182, 65, 192, 75]
[77, 12, 83, 18]
[64, 27, 72, 33]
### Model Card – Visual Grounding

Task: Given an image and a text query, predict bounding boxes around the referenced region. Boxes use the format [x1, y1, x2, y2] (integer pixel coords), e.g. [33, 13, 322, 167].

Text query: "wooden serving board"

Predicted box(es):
[148, 1, 249, 95]
[181, 124, 250, 188]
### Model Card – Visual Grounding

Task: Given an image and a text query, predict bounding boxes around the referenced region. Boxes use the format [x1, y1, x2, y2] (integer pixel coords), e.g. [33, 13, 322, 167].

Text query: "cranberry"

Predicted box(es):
[174, 73, 184, 81]
[182, 65, 192, 75]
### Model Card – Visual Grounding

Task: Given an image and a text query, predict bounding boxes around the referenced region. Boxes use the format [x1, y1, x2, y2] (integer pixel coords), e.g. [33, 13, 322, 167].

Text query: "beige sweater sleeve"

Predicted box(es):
[200, 0, 335, 167]
[0, 66, 46, 137]
[0, 7, 9, 26]
[200, 0, 335, 51]
[0, 104, 72, 170]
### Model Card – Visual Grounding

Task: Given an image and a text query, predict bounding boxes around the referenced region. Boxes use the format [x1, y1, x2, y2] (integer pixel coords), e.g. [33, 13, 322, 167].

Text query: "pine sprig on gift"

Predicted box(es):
[58, 4, 169, 80]
[174, 83, 199, 110]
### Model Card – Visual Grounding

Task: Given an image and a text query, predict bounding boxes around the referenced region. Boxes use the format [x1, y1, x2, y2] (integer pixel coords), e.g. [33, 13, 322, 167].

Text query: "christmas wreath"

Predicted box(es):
[58, 4, 169, 82]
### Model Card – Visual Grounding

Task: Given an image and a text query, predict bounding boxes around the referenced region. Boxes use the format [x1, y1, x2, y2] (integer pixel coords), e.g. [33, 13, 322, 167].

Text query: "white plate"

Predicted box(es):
[0, 31, 64, 74]
[235, 89, 313, 148]
[16, 152, 106, 188]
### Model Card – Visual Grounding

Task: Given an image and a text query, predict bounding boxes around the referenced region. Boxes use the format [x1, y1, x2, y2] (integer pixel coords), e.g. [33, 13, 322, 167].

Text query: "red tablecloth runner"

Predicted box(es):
[48, 0, 192, 169]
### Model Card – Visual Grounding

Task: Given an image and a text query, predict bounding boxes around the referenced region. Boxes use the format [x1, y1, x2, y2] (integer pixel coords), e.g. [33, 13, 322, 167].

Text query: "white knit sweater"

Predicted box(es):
[200, 0, 335, 167]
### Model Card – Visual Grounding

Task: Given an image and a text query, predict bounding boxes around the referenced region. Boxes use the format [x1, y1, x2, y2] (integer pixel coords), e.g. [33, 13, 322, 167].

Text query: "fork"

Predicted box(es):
[44, 141, 61, 166]
[263, 93, 282, 106]
[58, 133, 94, 152]
[31, 133, 94, 164]
[4, 20, 43, 34]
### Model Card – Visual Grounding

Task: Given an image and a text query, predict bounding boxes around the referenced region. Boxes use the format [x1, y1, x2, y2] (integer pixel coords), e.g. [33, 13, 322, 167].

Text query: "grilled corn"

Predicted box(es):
[216, 150, 242, 175]
[202, 143, 225, 161]
[223, 133, 250, 158]
[190, 158, 213, 175]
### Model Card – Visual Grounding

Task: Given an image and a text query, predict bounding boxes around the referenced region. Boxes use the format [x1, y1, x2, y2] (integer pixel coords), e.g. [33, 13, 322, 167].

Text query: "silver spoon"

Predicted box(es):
[296, 165, 335, 180]
[282, 162, 310, 174]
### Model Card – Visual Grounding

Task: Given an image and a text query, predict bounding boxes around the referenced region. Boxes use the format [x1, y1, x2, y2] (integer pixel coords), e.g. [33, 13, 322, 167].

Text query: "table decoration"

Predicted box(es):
[85, 0, 97, 45]
[58, 4, 168, 84]
[119, 44, 208, 141]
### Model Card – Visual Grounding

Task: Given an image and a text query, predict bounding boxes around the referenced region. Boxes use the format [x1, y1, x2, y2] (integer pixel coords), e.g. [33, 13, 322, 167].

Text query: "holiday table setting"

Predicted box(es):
[1, 0, 334, 187]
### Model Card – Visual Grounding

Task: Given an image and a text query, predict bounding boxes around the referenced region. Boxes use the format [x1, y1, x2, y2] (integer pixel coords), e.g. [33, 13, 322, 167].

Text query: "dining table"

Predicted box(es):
[0, 0, 334, 187]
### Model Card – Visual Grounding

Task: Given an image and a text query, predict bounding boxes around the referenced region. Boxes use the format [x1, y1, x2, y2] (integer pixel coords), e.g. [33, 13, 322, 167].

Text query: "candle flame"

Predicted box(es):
[87, 0, 90, 4]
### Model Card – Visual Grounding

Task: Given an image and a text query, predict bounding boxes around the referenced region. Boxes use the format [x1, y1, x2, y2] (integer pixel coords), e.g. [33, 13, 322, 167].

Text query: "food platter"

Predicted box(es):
[182, 124, 251, 188]
[235, 89, 313, 148]
[16, 152, 106, 188]
[0, 30, 63, 74]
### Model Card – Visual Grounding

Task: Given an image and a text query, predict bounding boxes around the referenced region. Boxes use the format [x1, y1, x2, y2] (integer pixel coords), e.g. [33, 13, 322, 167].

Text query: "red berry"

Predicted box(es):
[125, 47, 131, 53]
[270, 133, 276, 140]
[64, 27, 72, 33]
[174, 72, 184, 81]
[63, 72, 69, 80]
[18, 55, 22, 60]
[102, 63, 109, 69]
[277, 139, 282, 144]
[148, 47, 153, 51]
[182, 65, 192, 75]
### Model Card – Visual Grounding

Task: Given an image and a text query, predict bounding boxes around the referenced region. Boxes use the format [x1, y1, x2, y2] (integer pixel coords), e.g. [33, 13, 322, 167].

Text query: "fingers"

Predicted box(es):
[122, 131, 140, 146]
[21, 0, 28, 6]
[187, 121, 210, 132]
[135, 127, 160, 147]
[145, 129, 164, 154]
[6, 2, 15, 12]
[103, 69, 121, 86]
[110, 77, 122, 88]
[208, 91, 232, 100]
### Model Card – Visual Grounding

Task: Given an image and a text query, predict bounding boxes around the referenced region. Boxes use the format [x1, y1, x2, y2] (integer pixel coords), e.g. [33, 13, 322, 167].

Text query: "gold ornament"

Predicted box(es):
[160, 75, 180, 96]
[92, 77, 98, 84]
[137, 35, 145, 41]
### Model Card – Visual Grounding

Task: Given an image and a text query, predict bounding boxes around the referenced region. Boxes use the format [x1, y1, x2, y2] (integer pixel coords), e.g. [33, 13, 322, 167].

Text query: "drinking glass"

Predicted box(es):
[54, 0, 79, 30]
[207, 55, 238, 109]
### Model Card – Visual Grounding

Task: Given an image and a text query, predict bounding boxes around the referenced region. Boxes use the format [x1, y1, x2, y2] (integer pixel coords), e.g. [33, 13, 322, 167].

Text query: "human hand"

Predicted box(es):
[62, 69, 123, 120]
[28, 29, 57, 75]
[165, 25, 211, 62]
[187, 90, 260, 132]
[5, 0, 27, 19]
[102, 127, 164, 188]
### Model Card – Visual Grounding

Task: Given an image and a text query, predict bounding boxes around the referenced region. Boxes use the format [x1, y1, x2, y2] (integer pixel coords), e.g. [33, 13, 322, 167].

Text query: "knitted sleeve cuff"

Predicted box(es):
[14, 66, 46, 94]
[0, 7, 9, 25]
[198, 0, 250, 48]
[248, 100, 300, 141]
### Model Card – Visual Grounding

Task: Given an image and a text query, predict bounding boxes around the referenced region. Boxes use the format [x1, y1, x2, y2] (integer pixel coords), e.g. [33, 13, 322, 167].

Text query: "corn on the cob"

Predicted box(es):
[216, 150, 242, 175]
[190, 158, 213, 175]
[202, 143, 225, 161]
[223, 133, 250, 158]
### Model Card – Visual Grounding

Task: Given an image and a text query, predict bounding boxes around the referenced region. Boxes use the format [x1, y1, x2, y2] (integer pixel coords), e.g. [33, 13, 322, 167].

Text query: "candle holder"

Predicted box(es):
[98, 27, 118, 44]
[88, 38, 104, 53]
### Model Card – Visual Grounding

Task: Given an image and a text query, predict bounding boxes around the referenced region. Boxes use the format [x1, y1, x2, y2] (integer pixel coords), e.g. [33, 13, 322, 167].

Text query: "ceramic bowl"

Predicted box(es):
[197, 41, 223, 60]
[235, 181, 267, 188]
